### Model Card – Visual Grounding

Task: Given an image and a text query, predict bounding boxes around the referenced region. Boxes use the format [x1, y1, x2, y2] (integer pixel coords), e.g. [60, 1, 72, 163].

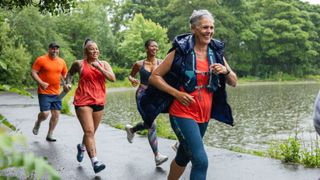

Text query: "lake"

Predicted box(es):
[103, 82, 320, 151]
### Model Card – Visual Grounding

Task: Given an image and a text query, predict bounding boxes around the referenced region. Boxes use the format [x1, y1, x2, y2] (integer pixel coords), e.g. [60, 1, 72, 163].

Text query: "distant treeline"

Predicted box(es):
[0, 0, 319, 86]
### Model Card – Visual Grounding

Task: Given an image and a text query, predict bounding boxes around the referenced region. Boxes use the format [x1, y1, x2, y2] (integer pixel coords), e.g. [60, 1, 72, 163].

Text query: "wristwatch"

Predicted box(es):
[225, 69, 230, 75]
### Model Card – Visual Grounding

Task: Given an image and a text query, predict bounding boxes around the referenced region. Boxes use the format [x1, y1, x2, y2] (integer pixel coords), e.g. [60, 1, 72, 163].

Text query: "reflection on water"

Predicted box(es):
[103, 83, 320, 151]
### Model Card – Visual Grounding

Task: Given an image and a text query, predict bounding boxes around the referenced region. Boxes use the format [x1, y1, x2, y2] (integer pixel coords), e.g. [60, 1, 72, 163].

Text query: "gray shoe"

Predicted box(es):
[125, 124, 134, 143]
[155, 153, 168, 166]
[32, 122, 40, 135]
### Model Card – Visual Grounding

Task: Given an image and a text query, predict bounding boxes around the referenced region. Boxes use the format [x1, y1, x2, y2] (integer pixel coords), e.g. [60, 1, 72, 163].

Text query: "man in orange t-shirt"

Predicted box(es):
[31, 42, 68, 142]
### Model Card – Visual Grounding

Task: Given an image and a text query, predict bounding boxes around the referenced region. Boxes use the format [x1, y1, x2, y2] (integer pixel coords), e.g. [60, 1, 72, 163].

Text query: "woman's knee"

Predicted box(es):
[192, 150, 208, 170]
[175, 149, 190, 167]
[83, 129, 95, 138]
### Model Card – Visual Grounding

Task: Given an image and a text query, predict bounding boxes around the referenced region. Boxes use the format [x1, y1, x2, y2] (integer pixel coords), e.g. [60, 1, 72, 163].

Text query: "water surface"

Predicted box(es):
[103, 82, 320, 151]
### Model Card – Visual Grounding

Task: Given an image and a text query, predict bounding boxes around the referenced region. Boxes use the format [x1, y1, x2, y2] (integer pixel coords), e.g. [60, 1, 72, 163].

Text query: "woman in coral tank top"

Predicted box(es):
[65, 39, 116, 173]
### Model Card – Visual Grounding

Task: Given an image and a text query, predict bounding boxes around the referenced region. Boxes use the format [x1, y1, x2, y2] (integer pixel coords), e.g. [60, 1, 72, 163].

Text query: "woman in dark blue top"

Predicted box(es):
[125, 39, 168, 166]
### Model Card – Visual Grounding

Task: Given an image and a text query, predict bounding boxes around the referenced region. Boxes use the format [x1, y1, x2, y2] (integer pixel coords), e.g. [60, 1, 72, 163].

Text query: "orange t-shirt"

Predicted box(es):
[32, 54, 67, 95]
[73, 60, 106, 106]
[169, 58, 213, 123]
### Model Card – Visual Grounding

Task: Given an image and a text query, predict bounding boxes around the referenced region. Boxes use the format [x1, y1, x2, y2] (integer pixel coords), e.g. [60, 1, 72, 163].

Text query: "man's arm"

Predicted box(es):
[31, 69, 48, 90]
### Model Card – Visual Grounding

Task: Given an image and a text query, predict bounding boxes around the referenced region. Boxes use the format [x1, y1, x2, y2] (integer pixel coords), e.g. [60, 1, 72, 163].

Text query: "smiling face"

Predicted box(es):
[85, 42, 100, 60]
[48, 47, 59, 58]
[145, 41, 158, 57]
[192, 17, 215, 45]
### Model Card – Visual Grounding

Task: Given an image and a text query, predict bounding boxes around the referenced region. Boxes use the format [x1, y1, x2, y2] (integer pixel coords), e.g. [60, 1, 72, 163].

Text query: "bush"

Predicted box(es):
[0, 116, 60, 179]
[112, 66, 131, 81]
[280, 137, 301, 163]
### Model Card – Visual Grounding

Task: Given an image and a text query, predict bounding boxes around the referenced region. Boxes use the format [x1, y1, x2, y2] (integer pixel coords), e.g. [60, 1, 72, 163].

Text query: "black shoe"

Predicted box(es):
[46, 137, 57, 142]
[93, 161, 106, 173]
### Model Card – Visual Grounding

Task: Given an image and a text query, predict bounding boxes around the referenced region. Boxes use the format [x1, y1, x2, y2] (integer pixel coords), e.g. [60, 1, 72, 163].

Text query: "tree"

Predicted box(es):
[111, 0, 170, 34]
[55, 0, 116, 63]
[0, 0, 75, 14]
[0, 19, 31, 86]
[117, 14, 171, 67]
[248, 0, 319, 77]
[2, 7, 75, 85]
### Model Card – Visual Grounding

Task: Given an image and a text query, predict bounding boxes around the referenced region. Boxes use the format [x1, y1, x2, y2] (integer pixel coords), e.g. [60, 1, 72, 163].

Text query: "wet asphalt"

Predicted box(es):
[0, 92, 319, 180]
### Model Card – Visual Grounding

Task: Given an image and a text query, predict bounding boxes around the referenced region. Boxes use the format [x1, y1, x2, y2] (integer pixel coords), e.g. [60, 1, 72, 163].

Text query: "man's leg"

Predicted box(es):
[33, 94, 51, 135]
[46, 109, 60, 141]
[32, 111, 49, 135]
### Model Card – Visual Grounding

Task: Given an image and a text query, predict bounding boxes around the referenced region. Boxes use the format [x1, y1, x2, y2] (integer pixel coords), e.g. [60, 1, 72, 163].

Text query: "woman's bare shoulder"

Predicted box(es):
[132, 60, 144, 68]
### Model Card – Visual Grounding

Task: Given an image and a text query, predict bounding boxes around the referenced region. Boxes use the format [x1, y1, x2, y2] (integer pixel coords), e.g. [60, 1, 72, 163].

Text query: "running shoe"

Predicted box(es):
[125, 124, 135, 143]
[93, 161, 106, 173]
[46, 136, 57, 142]
[77, 144, 85, 162]
[32, 121, 40, 135]
[155, 153, 168, 166]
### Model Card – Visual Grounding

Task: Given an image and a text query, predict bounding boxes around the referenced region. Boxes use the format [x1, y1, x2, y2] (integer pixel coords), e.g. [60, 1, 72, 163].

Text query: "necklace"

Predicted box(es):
[145, 58, 157, 65]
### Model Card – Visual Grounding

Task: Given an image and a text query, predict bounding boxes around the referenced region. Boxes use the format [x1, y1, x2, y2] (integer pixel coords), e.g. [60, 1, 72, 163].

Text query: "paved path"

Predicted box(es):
[0, 92, 319, 180]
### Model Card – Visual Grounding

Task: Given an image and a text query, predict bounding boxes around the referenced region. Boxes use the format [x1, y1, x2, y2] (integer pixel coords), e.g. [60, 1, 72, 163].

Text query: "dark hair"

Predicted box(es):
[144, 39, 156, 48]
[48, 42, 59, 49]
[83, 38, 92, 48]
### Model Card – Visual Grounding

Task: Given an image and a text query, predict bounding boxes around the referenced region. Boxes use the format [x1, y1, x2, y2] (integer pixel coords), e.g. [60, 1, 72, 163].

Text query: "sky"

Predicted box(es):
[302, 0, 320, 4]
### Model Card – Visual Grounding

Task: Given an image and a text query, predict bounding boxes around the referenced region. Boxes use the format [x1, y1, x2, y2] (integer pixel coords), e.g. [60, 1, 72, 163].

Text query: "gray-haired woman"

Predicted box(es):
[148, 9, 237, 180]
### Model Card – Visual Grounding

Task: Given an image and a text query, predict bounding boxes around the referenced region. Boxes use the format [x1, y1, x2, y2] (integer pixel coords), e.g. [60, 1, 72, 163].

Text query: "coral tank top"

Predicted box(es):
[169, 58, 213, 123]
[74, 60, 106, 106]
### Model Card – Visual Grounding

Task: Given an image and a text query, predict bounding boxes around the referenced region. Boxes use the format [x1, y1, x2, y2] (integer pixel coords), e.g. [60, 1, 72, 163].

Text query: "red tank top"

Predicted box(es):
[169, 58, 213, 123]
[74, 60, 106, 106]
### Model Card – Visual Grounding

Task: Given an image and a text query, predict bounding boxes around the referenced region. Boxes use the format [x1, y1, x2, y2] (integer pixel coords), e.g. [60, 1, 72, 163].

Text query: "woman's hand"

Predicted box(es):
[128, 76, 139, 87]
[175, 91, 195, 106]
[91, 61, 101, 69]
[210, 63, 229, 75]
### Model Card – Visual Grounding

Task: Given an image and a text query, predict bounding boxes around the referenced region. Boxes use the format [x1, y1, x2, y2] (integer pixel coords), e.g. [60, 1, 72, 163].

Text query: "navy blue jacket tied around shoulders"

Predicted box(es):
[138, 33, 234, 128]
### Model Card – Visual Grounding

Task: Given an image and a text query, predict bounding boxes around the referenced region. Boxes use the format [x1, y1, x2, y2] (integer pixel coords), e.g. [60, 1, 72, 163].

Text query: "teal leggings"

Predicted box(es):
[170, 115, 208, 180]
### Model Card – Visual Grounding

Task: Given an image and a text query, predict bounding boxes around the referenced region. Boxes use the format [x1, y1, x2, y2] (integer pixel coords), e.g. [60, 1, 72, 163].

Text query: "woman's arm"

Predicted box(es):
[64, 60, 81, 91]
[128, 61, 142, 87]
[223, 57, 237, 87]
[92, 61, 116, 82]
[149, 50, 195, 106]
[210, 57, 237, 87]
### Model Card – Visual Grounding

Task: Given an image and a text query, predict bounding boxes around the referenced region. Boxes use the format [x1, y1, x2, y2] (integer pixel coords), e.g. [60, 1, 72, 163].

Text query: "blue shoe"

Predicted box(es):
[93, 161, 106, 173]
[77, 144, 85, 162]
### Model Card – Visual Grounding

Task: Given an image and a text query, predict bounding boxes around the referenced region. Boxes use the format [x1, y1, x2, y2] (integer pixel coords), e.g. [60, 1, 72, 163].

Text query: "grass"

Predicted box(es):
[267, 137, 320, 168]
[239, 74, 320, 83]
[106, 79, 131, 88]
[61, 87, 76, 115]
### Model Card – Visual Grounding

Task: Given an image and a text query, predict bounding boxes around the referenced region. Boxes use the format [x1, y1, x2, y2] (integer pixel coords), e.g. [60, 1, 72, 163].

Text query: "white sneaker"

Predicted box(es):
[125, 124, 134, 143]
[32, 121, 40, 135]
[172, 141, 179, 152]
[155, 153, 168, 166]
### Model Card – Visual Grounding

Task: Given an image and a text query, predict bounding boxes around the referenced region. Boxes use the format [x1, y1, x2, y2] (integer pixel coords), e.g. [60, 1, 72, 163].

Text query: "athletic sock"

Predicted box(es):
[47, 132, 53, 138]
[80, 144, 86, 151]
[91, 157, 98, 166]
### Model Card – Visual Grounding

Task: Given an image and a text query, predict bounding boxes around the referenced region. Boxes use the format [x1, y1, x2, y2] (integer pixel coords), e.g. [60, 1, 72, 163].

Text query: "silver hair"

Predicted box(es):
[189, 9, 214, 27]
